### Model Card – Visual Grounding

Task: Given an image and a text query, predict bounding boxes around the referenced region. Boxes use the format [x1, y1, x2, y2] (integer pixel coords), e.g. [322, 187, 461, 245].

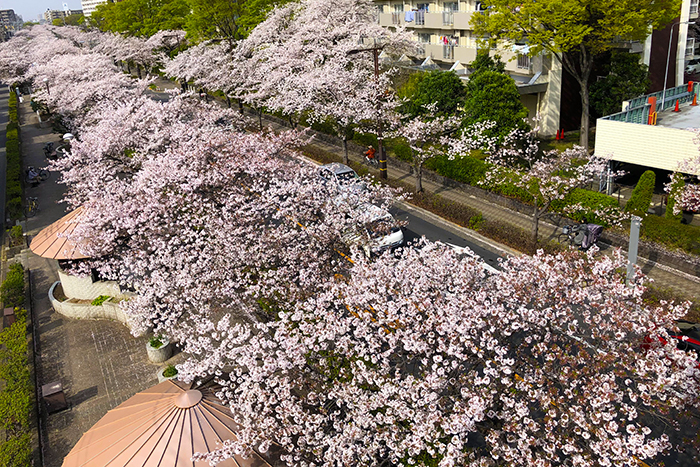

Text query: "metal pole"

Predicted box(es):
[373, 48, 387, 180]
[627, 215, 642, 284]
[661, 23, 676, 109]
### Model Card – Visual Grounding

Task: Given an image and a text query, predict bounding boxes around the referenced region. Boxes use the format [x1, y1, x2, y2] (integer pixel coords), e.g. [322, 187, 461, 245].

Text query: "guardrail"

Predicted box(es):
[601, 82, 699, 125]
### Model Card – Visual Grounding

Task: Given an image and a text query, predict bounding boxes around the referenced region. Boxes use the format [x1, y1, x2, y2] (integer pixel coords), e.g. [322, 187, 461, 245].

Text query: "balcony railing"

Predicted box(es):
[391, 12, 401, 24]
[691, 0, 698, 15]
[443, 45, 455, 60]
[442, 11, 454, 25]
[415, 11, 425, 25]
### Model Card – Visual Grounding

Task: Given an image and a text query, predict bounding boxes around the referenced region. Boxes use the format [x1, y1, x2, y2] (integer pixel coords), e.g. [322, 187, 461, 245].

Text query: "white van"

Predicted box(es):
[343, 203, 404, 256]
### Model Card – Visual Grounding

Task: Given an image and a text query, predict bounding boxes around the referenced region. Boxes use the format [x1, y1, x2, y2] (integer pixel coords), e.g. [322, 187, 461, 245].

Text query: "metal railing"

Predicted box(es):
[443, 45, 455, 60]
[415, 11, 425, 25]
[602, 82, 699, 124]
[442, 11, 453, 25]
[391, 12, 401, 24]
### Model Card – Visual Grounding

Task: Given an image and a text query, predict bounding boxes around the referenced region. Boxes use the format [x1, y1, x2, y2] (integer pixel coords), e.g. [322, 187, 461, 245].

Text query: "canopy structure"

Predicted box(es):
[29, 207, 90, 260]
[62, 380, 275, 467]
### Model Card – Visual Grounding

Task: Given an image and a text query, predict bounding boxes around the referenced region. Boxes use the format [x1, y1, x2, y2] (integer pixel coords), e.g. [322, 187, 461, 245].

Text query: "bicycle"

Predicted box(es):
[25, 166, 50, 185]
[25, 197, 39, 218]
[557, 224, 585, 248]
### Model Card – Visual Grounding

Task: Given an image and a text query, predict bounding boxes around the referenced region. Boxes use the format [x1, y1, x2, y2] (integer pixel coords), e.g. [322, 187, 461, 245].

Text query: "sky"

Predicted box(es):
[0, 0, 83, 22]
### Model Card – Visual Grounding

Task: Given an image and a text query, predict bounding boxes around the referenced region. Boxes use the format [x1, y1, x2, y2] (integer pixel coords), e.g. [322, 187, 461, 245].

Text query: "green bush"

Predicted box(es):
[551, 189, 619, 226]
[0, 308, 32, 467]
[149, 336, 164, 349]
[625, 170, 656, 216]
[665, 174, 685, 222]
[424, 154, 490, 186]
[0, 264, 24, 308]
[390, 138, 413, 162]
[641, 215, 700, 255]
[91, 295, 112, 306]
[5, 101, 22, 222]
[352, 132, 378, 148]
[162, 365, 178, 378]
[9, 226, 22, 243]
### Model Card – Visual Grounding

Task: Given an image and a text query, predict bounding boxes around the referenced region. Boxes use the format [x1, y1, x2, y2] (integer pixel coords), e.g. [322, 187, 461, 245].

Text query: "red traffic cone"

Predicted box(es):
[555, 130, 560, 140]
[673, 99, 680, 112]
[692, 94, 698, 107]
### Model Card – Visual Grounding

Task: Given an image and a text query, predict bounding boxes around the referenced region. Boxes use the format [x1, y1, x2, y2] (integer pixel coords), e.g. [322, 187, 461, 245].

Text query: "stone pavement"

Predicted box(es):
[15, 98, 184, 466]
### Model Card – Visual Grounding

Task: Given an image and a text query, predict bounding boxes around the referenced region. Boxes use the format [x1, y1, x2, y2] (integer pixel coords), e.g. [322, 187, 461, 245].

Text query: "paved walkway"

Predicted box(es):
[15, 98, 185, 466]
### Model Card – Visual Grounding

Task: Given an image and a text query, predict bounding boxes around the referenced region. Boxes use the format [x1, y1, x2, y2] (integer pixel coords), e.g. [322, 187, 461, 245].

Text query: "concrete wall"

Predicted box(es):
[595, 118, 699, 173]
[58, 269, 130, 301]
[49, 281, 133, 328]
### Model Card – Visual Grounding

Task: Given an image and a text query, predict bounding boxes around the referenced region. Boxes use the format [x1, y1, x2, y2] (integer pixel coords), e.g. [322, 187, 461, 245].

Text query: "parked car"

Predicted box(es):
[319, 163, 364, 192]
[643, 320, 700, 363]
[686, 58, 700, 75]
[342, 203, 404, 256]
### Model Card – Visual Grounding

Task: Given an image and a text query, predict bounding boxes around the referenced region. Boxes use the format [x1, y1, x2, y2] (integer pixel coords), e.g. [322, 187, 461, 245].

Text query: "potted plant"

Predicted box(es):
[157, 364, 178, 383]
[146, 335, 172, 363]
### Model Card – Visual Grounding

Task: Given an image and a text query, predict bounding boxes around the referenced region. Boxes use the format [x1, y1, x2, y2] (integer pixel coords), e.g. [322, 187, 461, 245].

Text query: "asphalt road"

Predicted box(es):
[390, 202, 505, 272]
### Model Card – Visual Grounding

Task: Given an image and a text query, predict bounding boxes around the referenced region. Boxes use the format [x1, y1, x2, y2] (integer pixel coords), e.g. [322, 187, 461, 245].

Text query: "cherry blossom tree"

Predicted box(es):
[665, 131, 700, 214]
[180, 242, 700, 467]
[450, 120, 617, 249]
[391, 104, 461, 192]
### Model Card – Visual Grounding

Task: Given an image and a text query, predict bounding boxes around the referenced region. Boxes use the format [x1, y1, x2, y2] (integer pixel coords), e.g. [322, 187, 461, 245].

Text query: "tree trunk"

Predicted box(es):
[342, 137, 349, 165]
[238, 99, 244, 114]
[258, 108, 263, 131]
[180, 80, 187, 92]
[226, 96, 231, 108]
[127, 63, 131, 73]
[579, 84, 590, 150]
[137, 64, 142, 79]
[532, 199, 539, 251]
[558, 49, 594, 151]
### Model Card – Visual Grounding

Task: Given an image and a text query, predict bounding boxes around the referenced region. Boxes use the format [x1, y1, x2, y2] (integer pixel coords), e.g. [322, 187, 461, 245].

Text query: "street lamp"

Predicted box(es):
[662, 21, 692, 109]
[42, 77, 50, 95]
[348, 41, 388, 180]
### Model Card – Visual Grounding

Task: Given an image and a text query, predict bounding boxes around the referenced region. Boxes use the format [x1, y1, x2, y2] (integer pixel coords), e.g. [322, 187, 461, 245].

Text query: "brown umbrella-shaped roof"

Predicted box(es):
[30, 207, 90, 260]
[62, 380, 274, 467]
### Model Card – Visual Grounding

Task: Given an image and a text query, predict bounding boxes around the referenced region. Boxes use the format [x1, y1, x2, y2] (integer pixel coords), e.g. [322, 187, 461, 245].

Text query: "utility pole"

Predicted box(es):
[348, 43, 388, 180]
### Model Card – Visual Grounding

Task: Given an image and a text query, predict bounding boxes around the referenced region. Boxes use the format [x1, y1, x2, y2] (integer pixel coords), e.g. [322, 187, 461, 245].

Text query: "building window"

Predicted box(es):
[517, 54, 531, 69]
[691, 0, 698, 15]
[443, 2, 458, 12]
[417, 33, 431, 44]
[687, 38, 696, 57]
[393, 4, 404, 13]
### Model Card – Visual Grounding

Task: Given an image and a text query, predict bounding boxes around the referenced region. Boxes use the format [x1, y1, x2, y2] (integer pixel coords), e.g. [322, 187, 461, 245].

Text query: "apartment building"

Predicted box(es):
[43, 9, 83, 22]
[375, 0, 563, 136]
[641, 0, 700, 92]
[0, 9, 19, 41]
[81, 0, 109, 17]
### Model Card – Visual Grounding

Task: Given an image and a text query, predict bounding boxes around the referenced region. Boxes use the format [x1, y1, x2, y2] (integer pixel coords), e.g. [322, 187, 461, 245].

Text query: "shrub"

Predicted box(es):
[9, 226, 22, 243]
[149, 336, 164, 349]
[641, 215, 700, 256]
[0, 308, 32, 466]
[352, 132, 378, 148]
[551, 189, 620, 226]
[424, 154, 490, 186]
[162, 365, 178, 378]
[625, 170, 656, 216]
[478, 219, 534, 254]
[90, 295, 111, 306]
[0, 264, 24, 308]
[665, 174, 685, 222]
[390, 138, 413, 162]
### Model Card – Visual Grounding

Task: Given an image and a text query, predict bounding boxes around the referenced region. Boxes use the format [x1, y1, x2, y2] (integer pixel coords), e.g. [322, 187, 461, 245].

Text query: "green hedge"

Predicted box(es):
[625, 170, 655, 216]
[424, 154, 489, 186]
[5, 91, 22, 220]
[0, 307, 32, 467]
[1, 263, 24, 308]
[641, 215, 700, 256]
[551, 189, 619, 226]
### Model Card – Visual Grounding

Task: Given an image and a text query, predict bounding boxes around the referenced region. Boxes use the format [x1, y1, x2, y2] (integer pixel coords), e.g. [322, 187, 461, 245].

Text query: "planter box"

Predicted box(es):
[146, 338, 172, 363]
[157, 366, 178, 383]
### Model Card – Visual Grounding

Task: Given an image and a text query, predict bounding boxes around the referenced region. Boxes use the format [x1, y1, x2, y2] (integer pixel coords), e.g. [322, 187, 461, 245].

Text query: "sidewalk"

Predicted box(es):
[150, 75, 700, 301]
[15, 98, 182, 466]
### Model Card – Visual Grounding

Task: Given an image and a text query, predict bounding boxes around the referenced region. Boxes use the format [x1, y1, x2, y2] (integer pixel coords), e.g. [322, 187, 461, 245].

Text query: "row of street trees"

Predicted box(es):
[2, 6, 700, 466]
